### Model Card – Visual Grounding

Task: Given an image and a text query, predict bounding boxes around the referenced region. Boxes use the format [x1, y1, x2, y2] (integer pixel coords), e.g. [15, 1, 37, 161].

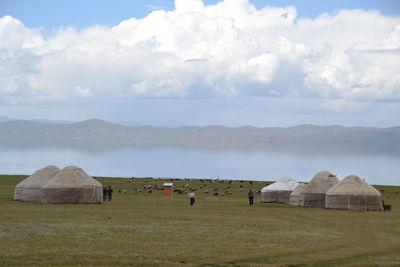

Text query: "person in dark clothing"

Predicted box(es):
[107, 185, 113, 201]
[248, 189, 254, 205]
[103, 187, 108, 202]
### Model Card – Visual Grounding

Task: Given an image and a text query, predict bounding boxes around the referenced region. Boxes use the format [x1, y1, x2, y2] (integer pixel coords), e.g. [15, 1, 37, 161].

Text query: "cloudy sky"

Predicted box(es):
[1, 0, 399, 127]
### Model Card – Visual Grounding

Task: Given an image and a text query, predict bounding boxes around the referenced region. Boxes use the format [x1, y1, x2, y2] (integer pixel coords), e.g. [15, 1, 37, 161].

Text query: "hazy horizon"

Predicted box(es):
[1, 146, 399, 186]
[2, 115, 400, 128]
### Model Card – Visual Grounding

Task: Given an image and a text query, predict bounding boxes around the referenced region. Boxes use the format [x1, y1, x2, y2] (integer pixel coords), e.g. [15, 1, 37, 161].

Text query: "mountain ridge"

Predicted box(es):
[1, 117, 399, 129]
[0, 119, 399, 156]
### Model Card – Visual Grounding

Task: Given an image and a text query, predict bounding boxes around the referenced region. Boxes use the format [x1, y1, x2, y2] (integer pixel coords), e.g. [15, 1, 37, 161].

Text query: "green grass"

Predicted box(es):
[1, 175, 400, 266]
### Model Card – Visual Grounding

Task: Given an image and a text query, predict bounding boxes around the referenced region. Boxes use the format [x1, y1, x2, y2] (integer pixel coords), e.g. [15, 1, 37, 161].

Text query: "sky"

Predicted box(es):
[1, 0, 400, 127]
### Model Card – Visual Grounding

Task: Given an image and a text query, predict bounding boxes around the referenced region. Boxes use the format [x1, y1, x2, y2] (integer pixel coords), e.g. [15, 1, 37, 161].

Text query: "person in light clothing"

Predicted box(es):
[189, 191, 196, 206]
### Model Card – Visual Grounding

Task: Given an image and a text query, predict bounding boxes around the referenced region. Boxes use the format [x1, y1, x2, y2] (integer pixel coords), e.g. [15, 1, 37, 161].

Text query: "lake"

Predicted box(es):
[1, 147, 399, 185]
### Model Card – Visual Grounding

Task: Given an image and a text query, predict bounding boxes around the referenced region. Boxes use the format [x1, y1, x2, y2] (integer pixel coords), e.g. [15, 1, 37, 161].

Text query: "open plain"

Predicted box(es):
[1, 175, 399, 266]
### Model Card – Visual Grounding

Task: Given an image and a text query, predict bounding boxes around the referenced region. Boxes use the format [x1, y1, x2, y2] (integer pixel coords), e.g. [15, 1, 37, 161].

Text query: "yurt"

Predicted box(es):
[14, 166, 60, 201]
[325, 175, 383, 211]
[300, 171, 339, 208]
[14, 177, 32, 201]
[41, 166, 103, 204]
[21, 166, 60, 202]
[289, 183, 307, 206]
[261, 177, 299, 203]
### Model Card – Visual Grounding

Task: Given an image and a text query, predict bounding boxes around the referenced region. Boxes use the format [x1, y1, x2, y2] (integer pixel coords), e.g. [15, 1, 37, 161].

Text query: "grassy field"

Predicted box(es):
[1, 174, 399, 266]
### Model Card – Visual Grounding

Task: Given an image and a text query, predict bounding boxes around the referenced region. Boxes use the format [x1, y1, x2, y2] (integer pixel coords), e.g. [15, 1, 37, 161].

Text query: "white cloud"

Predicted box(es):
[0, 0, 400, 105]
[73, 86, 92, 97]
[382, 23, 400, 49]
[243, 53, 279, 83]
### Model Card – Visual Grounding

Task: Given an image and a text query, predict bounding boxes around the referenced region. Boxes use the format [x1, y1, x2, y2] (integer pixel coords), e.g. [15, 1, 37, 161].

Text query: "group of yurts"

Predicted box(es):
[260, 171, 383, 211]
[14, 166, 103, 204]
[14, 165, 383, 211]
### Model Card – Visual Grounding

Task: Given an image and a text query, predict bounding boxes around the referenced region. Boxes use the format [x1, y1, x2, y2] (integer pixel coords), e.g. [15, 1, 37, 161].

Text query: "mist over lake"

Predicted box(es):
[1, 146, 398, 186]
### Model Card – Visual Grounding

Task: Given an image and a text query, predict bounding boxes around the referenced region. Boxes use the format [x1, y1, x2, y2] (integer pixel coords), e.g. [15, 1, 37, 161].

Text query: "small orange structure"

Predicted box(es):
[163, 183, 173, 197]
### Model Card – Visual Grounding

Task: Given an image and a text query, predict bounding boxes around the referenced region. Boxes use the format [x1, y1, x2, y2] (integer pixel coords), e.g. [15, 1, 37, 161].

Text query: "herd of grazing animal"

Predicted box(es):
[113, 177, 262, 198]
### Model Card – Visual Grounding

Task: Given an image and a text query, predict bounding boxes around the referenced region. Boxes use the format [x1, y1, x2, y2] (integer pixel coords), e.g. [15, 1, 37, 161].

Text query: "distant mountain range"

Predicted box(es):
[0, 116, 74, 124]
[0, 118, 399, 156]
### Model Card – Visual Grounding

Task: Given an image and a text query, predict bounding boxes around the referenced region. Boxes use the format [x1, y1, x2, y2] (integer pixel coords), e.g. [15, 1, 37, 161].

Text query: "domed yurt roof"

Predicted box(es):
[41, 166, 103, 204]
[291, 183, 307, 196]
[288, 183, 307, 206]
[23, 165, 60, 188]
[14, 165, 59, 201]
[21, 165, 60, 202]
[43, 166, 101, 189]
[304, 171, 339, 194]
[261, 177, 299, 193]
[326, 175, 381, 196]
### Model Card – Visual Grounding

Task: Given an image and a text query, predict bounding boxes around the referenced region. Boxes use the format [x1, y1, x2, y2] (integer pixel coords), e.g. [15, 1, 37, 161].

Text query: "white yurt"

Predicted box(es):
[21, 166, 60, 202]
[41, 166, 103, 204]
[261, 177, 299, 203]
[288, 183, 307, 206]
[13, 165, 59, 201]
[14, 177, 32, 201]
[300, 171, 339, 208]
[325, 175, 383, 211]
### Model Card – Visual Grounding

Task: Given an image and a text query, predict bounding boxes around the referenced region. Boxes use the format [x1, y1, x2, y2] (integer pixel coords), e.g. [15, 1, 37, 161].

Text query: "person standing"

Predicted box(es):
[189, 191, 196, 206]
[107, 185, 114, 201]
[103, 187, 108, 202]
[248, 189, 254, 205]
